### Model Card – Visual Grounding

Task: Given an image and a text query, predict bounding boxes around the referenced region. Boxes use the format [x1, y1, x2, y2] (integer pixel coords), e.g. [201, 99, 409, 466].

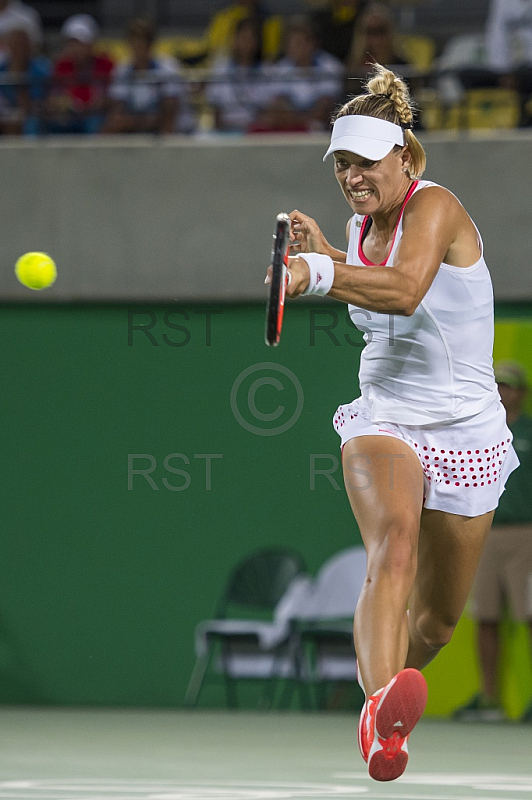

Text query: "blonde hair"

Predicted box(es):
[334, 63, 426, 180]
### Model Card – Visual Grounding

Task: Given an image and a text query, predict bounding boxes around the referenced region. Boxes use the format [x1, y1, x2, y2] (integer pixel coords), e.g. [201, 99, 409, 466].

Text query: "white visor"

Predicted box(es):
[323, 115, 405, 162]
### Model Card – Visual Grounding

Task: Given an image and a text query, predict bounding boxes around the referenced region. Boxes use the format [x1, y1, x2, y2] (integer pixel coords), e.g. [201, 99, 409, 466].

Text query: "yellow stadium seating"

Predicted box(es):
[446, 88, 520, 130]
[96, 36, 208, 66]
[400, 34, 435, 71]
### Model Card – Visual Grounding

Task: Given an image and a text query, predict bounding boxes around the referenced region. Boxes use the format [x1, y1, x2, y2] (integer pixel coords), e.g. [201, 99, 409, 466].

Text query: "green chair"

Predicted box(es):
[184, 547, 308, 708]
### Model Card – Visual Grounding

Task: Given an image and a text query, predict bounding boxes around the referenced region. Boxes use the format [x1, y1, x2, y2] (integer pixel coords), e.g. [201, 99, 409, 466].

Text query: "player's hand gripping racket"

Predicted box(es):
[265, 213, 291, 347]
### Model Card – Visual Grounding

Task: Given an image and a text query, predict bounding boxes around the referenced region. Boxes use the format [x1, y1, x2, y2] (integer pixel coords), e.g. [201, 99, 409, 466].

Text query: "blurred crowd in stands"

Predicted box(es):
[0, 0, 531, 135]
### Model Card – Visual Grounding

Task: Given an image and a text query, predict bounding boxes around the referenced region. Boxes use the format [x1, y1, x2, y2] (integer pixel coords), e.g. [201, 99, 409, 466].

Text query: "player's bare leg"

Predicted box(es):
[342, 435, 425, 696]
[343, 435, 427, 780]
[405, 508, 494, 671]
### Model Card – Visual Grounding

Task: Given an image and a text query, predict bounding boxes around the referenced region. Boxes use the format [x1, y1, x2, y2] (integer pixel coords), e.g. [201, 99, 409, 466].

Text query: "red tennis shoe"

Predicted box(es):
[357, 692, 379, 763]
[358, 668, 427, 782]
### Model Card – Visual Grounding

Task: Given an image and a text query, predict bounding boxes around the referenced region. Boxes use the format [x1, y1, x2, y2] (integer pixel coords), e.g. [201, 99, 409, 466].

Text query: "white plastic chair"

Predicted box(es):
[294, 546, 367, 708]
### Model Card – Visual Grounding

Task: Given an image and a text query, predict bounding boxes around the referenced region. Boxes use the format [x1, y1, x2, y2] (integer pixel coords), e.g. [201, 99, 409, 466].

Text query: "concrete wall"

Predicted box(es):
[1, 131, 531, 303]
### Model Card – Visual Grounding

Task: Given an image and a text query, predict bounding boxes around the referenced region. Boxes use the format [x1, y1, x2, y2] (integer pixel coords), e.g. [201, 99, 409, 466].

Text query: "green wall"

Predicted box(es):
[2, 302, 531, 711]
[1, 302, 362, 706]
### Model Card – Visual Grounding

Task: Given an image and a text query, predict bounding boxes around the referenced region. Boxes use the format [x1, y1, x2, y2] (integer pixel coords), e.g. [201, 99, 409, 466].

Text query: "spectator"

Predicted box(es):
[434, 33, 494, 109]
[0, 23, 49, 134]
[103, 18, 183, 135]
[453, 361, 532, 723]
[311, 0, 368, 64]
[256, 18, 343, 132]
[485, 0, 532, 126]
[0, 0, 41, 55]
[345, 3, 409, 78]
[206, 0, 283, 62]
[206, 17, 273, 133]
[47, 14, 113, 134]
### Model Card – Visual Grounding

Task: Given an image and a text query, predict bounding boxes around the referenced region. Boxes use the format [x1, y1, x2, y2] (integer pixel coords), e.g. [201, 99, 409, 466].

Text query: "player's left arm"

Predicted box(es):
[287, 187, 461, 314]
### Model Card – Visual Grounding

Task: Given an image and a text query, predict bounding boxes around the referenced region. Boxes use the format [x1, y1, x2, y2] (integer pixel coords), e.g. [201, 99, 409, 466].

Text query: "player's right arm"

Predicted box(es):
[289, 209, 347, 262]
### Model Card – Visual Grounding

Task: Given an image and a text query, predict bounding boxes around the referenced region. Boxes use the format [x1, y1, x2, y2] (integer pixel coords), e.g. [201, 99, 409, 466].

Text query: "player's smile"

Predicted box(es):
[348, 188, 374, 202]
[345, 182, 378, 211]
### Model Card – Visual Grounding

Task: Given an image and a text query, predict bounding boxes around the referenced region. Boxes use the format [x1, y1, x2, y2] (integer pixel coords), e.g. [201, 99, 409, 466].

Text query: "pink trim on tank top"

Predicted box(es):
[358, 180, 419, 266]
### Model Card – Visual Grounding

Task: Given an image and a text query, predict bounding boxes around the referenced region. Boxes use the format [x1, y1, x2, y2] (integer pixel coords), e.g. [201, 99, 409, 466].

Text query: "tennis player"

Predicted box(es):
[276, 64, 519, 781]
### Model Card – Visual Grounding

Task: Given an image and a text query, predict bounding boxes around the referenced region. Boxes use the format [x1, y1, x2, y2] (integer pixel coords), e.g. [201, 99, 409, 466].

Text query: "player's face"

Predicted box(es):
[333, 147, 408, 214]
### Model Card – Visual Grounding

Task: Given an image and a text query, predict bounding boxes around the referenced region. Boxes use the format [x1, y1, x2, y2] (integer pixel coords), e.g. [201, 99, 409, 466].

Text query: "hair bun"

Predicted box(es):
[366, 64, 414, 127]
[331, 62, 426, 179]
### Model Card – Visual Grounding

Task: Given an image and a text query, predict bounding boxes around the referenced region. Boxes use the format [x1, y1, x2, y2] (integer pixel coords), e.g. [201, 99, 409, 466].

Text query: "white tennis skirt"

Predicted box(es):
[333, 397, 520, 517]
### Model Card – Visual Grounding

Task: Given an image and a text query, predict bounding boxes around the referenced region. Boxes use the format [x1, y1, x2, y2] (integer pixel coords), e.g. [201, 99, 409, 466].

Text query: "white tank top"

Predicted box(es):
[346, 179, 499, 425]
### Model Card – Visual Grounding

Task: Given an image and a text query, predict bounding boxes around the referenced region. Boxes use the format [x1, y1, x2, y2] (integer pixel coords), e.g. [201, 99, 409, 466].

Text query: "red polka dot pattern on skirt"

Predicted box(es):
[334, 406, 512, 495]
[412, 439, 508, 488]
[333, 409, 358, 431]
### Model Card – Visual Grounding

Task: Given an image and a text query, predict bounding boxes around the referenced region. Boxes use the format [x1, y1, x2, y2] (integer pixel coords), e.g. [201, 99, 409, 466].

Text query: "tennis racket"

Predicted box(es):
[265, 212, 291, 347]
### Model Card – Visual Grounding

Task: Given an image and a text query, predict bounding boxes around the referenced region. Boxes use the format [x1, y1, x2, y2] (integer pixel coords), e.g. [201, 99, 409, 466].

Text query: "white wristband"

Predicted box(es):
[299, 253, 335, 296]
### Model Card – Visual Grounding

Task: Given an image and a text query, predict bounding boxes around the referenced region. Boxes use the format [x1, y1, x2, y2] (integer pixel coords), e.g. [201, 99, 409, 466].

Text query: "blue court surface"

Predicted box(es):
[0, 709, 530, 799]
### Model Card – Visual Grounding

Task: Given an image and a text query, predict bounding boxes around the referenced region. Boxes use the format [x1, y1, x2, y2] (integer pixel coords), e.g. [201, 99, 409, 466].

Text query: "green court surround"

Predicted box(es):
[1, 302, 531, 714]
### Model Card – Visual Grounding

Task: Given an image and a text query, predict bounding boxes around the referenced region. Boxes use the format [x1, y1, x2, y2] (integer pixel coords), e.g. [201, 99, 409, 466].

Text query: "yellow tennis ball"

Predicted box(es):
[15, 252, 57, 290]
